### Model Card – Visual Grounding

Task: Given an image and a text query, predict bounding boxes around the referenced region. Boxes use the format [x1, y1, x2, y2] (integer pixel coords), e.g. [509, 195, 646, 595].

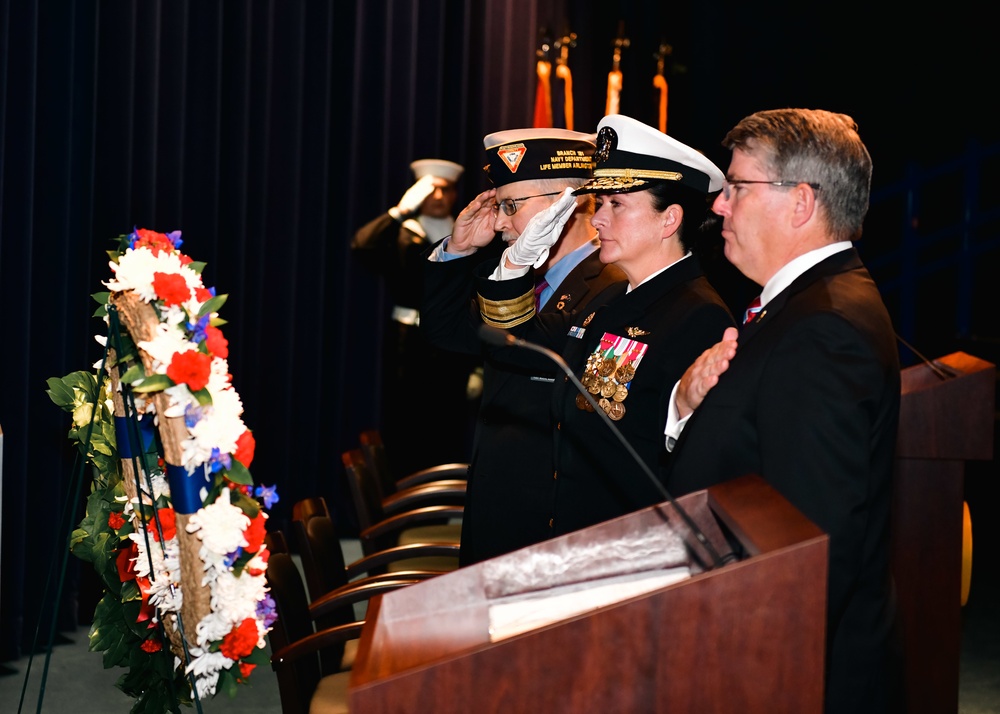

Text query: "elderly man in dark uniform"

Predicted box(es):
[352, 159, 480, 478]
[421, 128, 625, 565]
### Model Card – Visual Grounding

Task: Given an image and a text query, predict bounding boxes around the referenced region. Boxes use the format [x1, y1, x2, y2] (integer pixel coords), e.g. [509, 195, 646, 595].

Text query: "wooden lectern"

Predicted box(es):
[891, 352, 996, 714]
[350, 475, 829, 713]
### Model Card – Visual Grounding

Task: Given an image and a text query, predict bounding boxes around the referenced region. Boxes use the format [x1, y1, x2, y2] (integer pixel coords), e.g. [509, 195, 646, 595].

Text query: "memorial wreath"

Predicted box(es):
[46, 228, 278, 713]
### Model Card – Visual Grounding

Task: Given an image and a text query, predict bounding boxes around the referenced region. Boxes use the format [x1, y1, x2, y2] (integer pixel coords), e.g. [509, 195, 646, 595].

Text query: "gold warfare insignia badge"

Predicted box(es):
[582, 312, 595, 327]
[626, 326, 650, 337]
[497, 143, 527, 174]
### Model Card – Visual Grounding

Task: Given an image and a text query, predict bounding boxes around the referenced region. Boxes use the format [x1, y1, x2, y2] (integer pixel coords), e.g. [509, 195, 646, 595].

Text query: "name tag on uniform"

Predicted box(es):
[568, 325, 586, 340]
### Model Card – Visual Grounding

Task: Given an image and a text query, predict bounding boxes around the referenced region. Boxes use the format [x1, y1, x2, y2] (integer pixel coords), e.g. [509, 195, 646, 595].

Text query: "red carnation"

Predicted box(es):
[134, 229, 174, 256]
[204, 325, 229, 359]
[167, 350, 212, 392]
[195, 286, 213, 302]
[108, 511, 126, 530]
[179, 253, 193, 265]
[243, 512, 266, 554]
[152, 271, 191, 306]
[140, 637, 163, 653]
[238, 662, 256, 680]
[220, 618, 259, 660]
[234, 429, 255, 468]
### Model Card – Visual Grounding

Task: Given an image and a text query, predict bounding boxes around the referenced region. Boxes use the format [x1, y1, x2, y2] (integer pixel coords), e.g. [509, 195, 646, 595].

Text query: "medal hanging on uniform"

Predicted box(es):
[577, 332, 648, 420]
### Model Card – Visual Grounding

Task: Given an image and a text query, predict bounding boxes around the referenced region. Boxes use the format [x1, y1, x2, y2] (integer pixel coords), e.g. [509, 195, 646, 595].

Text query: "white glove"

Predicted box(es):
[394, 174, 437, 217]
[502, 188, 578, 269]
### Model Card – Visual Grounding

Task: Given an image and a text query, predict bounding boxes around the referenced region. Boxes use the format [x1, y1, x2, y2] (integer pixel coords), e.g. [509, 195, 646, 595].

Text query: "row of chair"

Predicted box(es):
[263, 429, 472, 713]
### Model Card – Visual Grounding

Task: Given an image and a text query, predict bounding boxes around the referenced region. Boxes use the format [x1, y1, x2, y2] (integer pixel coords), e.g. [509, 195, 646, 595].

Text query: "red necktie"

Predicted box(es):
[535, 278, 549, 311]
[743, 296, 763, 325]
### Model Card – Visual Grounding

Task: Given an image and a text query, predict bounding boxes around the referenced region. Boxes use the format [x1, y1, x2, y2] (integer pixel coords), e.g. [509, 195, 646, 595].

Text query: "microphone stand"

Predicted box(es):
[479, 325, 727, 570]
[896, 332, 956, 380]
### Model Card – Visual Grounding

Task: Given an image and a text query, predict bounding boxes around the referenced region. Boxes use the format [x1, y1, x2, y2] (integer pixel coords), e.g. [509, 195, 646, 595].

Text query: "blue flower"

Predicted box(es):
[257, 594, 278, 628]
[184, 403, 205, 429]
[189, 314, 211, 343]
[209, 448, 232, 473]
[167, 230, 183, 248]
[254, 484, 280, 510]
[224, 547, 242, 568]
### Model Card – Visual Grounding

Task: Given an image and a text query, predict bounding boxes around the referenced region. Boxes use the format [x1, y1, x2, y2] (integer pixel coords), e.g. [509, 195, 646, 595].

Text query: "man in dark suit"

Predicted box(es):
[663, 108, 904, 714]
[421, 128, 625, 565]
[351, 159, 480, 478]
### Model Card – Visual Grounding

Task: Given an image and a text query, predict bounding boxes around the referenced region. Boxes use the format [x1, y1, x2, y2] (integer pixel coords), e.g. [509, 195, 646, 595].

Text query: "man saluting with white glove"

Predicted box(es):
[493, 187, 580, 275]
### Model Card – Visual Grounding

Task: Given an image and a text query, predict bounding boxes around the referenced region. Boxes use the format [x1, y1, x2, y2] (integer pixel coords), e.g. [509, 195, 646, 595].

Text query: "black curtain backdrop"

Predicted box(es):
[0, 0, 993, 660]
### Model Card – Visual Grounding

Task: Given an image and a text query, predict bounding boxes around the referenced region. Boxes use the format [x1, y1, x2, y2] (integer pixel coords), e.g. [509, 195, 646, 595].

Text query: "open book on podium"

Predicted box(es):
[349, 474, 829, 713]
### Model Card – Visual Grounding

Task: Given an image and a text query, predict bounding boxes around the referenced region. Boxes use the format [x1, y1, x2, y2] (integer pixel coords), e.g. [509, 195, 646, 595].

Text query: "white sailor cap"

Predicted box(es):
[410, 159, 464, 183]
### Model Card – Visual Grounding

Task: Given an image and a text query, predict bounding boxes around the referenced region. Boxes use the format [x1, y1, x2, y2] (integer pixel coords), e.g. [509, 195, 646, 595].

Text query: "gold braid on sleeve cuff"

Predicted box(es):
[477, 289, 536, 328]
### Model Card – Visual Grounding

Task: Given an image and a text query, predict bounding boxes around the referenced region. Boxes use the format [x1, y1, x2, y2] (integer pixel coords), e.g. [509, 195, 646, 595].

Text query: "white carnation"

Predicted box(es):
[105, 248, 187, 302]
[187, 490, 249, 555]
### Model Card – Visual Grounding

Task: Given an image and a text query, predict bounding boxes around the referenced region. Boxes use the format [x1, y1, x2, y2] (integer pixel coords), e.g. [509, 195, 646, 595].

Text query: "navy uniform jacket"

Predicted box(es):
[421, 246, 625, 565]
[351, 213, 480, 476]
[475, 255, 734, 539]
[664, 248, 903, 714]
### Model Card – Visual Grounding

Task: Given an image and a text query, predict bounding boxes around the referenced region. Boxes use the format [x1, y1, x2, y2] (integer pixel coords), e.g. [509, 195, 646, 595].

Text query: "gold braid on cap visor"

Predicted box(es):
[588, 168, 684, 190]
[477, 290, 536, 328]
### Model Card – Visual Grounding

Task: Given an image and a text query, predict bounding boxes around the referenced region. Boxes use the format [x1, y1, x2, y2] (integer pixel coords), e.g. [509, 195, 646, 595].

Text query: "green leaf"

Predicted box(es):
[243, 644, 270, 665]
[187, 260, 207, 274]
[92, 291, 111, 306]
[193, 387, 213, 406]
[224, 459, 253, 486]
[45, 377, 77, 406]
[197, 293, 227, 318]
[217, 666, 240, 698]
[132, 374, 173, 393]
[65, 370, 97, 391]
[120, 363, 146, 383]
[233, 490, 261, 519]
[121, 579, 141, 604]
[91, 596, 129, 657]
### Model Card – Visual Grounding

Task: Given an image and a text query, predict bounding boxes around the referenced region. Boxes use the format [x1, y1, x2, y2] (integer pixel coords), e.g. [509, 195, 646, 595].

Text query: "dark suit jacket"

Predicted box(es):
[422, 246, 625, 565]
[485, 256, 735, 538]
[664, 248, 903, 714]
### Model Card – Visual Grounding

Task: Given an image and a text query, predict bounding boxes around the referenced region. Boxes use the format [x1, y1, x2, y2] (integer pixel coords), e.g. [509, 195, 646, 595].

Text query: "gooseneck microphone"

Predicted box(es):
[895, 332, 956, 381]
[478, 324, 727, 570]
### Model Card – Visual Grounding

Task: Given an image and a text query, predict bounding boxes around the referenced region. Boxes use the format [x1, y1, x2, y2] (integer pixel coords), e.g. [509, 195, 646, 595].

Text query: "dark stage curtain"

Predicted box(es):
[0, 0, 570, 661]
[2, 0, 994, 665]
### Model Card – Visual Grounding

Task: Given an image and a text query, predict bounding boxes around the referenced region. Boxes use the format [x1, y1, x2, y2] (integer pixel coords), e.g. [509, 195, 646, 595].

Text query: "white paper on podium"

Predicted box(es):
[487, 566, 691, 642]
